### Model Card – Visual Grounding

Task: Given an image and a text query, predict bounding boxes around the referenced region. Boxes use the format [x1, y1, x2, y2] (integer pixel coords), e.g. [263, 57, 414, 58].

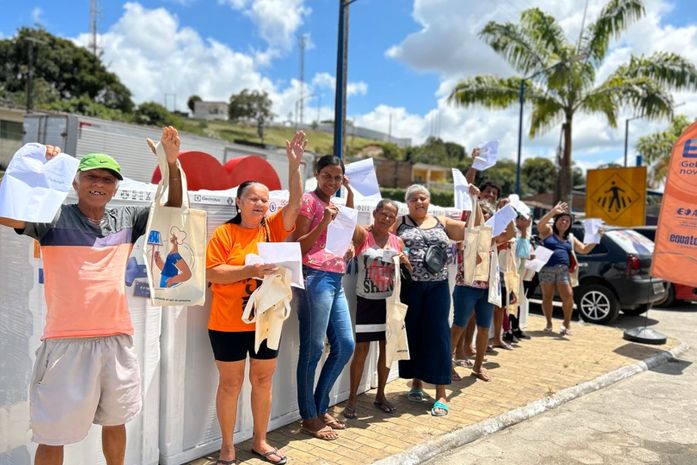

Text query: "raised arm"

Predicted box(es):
[464, 147, 480, 184]
[536, 202, 567, 239]
[343, 176, 354, 209]
[282, 131, 306, 230]
[147, 126, 182, 208]
[573, 235, 599, 255]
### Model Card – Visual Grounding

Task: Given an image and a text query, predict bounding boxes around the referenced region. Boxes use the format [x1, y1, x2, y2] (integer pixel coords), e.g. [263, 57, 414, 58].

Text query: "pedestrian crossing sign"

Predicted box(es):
[586, 167, 647, 226]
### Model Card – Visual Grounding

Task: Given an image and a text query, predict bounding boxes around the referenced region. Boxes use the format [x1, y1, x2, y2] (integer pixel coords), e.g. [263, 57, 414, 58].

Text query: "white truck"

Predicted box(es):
[22, 113, 315, 187]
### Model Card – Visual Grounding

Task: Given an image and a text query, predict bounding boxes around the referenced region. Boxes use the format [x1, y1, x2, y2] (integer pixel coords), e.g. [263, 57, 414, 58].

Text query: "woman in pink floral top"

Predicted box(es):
[293, 155, 356, 441]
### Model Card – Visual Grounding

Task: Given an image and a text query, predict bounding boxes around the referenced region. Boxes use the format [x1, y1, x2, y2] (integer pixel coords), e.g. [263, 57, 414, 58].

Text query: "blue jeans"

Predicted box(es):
[452, 285, 494, 328]
[296, 267, 355, 420]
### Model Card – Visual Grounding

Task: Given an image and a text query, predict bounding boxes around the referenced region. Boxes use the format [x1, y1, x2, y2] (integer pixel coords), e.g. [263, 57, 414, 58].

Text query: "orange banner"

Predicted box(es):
[652, 121, 697, 285]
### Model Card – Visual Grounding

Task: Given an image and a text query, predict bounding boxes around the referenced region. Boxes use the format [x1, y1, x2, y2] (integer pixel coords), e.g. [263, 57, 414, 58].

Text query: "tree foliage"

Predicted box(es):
[522, 157, 557, 194]
[637, 114, 694, 187]
[134, 101, 182, 127]
[0, 27, 134, 112]
[405, 137, 468, 168]
[448, 0, 697, 203]
[187, 94, 202, 113]
[228, 89, 274, 125]
[474, 159, 518, 197]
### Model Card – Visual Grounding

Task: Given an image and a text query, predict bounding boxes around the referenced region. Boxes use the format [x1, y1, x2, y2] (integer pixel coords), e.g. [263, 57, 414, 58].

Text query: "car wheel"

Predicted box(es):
[654, 283, 675, 308]
[575, 284, 620, 324]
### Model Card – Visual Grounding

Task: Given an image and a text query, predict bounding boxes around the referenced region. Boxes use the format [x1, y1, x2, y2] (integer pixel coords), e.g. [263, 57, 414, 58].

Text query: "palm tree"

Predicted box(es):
[637, 114, 693, 188]
[449, 0, 697, 202]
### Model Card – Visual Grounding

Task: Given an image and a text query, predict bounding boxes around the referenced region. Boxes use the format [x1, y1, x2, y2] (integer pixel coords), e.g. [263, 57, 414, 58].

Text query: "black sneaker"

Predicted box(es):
[513, 329, 531, 340]
[503, 332, 516, 343]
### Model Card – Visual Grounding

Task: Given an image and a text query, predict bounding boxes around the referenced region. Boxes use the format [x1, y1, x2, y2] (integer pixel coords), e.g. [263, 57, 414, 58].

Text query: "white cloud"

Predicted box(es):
[31, 7, 43, 25]
[219, 0, 310, 54]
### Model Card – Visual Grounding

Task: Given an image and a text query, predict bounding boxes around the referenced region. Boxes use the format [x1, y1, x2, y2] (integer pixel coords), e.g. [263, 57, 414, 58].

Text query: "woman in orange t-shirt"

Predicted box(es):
[205, 131, 306, 465]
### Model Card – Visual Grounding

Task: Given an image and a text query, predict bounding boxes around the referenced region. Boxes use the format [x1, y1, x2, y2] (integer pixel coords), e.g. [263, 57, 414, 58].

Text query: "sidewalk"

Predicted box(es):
[188, 315, 681, 465]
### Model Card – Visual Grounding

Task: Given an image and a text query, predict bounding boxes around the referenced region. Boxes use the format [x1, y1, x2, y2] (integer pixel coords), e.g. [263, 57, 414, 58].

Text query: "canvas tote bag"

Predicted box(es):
[461, 199, 494, 285]
[487, 244, 502, 307]
[144, 143, 207, 306]
[385, 255, 410, 367]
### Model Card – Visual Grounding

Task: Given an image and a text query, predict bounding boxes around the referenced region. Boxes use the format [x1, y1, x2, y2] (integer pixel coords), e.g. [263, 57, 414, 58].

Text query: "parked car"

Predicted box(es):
[629, 225, 697, 306]
[528, 226, 665, 324]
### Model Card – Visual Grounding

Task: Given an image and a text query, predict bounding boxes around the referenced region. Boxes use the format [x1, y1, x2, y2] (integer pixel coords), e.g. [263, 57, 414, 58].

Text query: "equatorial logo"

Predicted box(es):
[683, 139, 697, 158]
[676, 207, 697, 217]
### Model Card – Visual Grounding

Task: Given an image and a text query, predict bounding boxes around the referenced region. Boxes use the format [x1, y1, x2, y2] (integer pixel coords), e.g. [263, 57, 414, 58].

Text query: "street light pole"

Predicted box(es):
[333, 0, 358, 160]
[515, 79, 526, 194]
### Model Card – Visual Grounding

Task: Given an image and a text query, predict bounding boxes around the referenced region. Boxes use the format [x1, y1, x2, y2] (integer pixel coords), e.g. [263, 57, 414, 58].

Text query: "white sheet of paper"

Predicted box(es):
[508, 194, 531, 219]
[0, 143, 80, 222]
[325, 205, 358, 257]
[472, 140, 499, 171]
[451, 168, 472, 211]
[253, 242, 304, 288]
[524, 246, 554, 272]
[484, 204, 517, 237]
[583, 218, 603, 244]
[344, 158, 381, 200]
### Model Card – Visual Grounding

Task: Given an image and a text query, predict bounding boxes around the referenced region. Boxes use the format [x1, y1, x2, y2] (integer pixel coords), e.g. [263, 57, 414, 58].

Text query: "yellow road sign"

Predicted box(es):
[585, 167, 647, 226]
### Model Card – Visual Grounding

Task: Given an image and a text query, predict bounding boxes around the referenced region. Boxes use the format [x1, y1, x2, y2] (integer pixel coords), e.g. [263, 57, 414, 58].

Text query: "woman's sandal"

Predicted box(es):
[342, 404, 357, 419]
[373, 399, 396, 414]
[251, 448, 288, 465]
[471, 369, 491, 382]
[300, 424, 338, 441]
[216, 459, 239, 465]
[430, 400, 449, 417]
[322, 413, 346, 430]
[407, 387, 426, 402]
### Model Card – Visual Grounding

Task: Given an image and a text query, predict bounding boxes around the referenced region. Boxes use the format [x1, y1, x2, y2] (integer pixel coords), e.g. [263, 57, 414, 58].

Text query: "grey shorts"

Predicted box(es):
[30, 335, 141, 445]
[539, 265, 570, 284]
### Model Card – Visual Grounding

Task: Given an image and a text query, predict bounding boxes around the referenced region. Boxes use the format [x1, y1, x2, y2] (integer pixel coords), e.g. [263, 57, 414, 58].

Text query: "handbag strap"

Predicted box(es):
[154, 142, 190, 210]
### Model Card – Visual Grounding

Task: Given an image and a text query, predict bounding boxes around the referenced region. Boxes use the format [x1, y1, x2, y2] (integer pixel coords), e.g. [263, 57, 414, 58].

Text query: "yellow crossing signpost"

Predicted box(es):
[585, 167, 647, 226]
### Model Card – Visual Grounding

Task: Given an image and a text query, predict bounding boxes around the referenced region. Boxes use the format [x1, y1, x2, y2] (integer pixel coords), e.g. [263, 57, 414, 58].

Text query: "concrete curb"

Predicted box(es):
[372, 341, 690, 465]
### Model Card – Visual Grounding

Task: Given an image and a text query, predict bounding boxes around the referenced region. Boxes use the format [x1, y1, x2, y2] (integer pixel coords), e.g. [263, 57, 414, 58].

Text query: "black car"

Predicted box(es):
[528, 226, 665, 324]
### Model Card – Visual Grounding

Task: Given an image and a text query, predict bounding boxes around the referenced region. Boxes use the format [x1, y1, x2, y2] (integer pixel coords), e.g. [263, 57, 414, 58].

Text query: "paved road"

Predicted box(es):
[426, 304, 697, 465]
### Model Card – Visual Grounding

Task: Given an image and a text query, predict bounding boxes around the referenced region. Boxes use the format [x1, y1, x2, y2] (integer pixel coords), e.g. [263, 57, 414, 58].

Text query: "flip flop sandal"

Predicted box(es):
[216, 459, 239, 465]
[430, 400, 449, 417]
[471, 369, 491, 382]
[323, 414, 346, 430]
[300, 425, 338, 441]
[407, 387, 426, 402]
[342, 405, 357, 419]
[373, 399, 396, 414]
[251, 448, 288, 465]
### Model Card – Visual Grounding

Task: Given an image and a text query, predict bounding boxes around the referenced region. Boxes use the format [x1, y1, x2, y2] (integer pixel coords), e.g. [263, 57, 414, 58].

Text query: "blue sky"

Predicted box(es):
[2, 0, 696, 172]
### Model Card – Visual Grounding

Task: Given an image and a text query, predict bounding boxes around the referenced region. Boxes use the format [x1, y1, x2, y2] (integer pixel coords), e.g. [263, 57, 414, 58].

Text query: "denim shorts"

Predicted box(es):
[539, 264, 570, 284]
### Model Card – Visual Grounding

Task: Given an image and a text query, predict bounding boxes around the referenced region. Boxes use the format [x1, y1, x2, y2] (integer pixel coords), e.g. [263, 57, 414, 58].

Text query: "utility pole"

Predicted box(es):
[298, 34, 307, 126]
[89, 0, 99, 56]
[333, 0, 356, 159]
[25, 35, 46, 113]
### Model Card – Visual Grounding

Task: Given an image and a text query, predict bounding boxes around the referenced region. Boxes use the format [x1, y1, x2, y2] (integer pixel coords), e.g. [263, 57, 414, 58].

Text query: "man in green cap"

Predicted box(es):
[0, 126, 183, 465]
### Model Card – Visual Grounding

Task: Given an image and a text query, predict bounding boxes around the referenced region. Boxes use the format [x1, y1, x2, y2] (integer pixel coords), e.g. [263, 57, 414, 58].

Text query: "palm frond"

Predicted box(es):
[598, 74, 674, 120]
[528, 93, 565, 137]
[479, 21, 547, 75]
[448, 75, 521, 109]
[576, 85, 620, 127]
[616, 52, 697, 91]
[582, 0, 645, 61]
[520, 8, 569, 60]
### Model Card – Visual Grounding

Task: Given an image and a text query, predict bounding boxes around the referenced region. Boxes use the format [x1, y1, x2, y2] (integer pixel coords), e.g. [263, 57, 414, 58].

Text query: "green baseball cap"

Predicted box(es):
[79, 153, 123, 180]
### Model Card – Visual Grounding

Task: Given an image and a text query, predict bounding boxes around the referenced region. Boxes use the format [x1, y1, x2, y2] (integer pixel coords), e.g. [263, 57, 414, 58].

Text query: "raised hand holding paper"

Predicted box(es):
[484, 204, 517, 237]
[452, 168, 472, 211]
[344, 158, 381, 200]
[0, 143, 79, 222]
[508, 194, 531, 219]
[472, 140, 499, 171]
[583, 218, 603, 244]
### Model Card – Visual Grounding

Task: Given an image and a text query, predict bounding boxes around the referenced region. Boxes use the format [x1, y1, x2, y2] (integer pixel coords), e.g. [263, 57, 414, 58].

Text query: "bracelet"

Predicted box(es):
[169, 177, 181, 182]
